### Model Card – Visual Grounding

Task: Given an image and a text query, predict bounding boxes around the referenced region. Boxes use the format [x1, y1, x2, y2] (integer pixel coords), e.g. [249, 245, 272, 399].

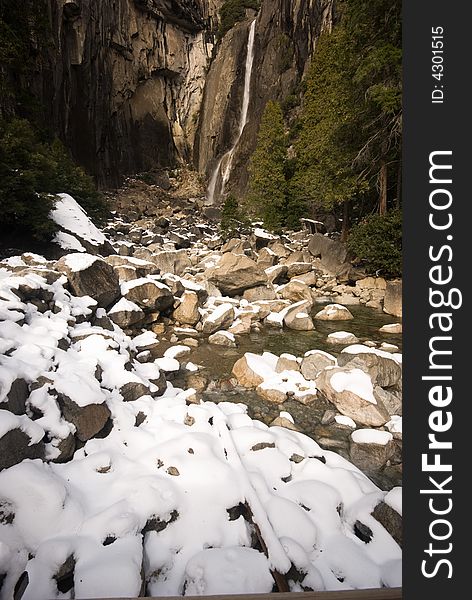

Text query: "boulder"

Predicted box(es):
[326, 332, 359, 345]
[242, 285, 277, 302]
[374, 386, 402, 416]
[173, 291, 200, 326]
[56, 254, 120, 308]
[284, 302, 315, 331]
[301, 351, 336, 380]
[120, 382, 154, 402]
[265, 264, 289, 285]
[221, 238, 251, 255]
[372, 499, 402, 547]
[307, 233, 351, 275]
[316, 367, 390, 426]
[286, 262, 313, 278]
[349, 429, 395, 471]
[108, 298, 145, 328]
[338, 348, 402, 388]
[232, 353, 277, 388]
[379, 323, 402, 334]
[201, 304, 235, 335]
[152, 250, 191, 276]
[256, 247, 277, 269]
[314, 303, 354, 321]
[122, 278, 174, 312]
[208, 331, 237, 347]
[206, 253, 267, 296]
[279, 280, 314, 305]
[57, 395, 111, 442]
[276, 354, 300, 373]
[2, 378, 29, 415]
[0, 424, 44, 471]
[383, 280, 402, 317]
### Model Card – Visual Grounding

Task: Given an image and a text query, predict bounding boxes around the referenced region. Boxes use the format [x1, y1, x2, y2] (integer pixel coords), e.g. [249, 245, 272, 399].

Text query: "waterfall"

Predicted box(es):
[207, 19, 257, 204]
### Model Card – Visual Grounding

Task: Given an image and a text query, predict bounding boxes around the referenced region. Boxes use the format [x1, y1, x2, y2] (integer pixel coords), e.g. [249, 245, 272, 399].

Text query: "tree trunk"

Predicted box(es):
[396, 159, 402, 209]
[379, 161, 388, 215]
[340, 200, 350, 243]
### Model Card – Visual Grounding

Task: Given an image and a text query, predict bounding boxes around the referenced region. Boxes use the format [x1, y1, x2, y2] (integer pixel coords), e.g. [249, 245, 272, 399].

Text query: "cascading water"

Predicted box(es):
[207, 19, 257, 204]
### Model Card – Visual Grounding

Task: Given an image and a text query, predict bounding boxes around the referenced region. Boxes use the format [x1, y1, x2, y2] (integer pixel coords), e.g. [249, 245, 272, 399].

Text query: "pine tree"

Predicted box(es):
[247, 101, 288, 231]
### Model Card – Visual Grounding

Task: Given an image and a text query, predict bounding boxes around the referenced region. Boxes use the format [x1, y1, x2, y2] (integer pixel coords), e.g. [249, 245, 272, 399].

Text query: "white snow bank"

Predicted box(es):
[331, 369, 376, 404]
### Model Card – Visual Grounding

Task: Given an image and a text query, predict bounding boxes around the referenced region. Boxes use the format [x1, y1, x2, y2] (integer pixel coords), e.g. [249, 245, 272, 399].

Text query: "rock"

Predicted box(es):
[208, 331, 237, 347]
[221, 238, 251, 255]
[316, 367, 390, 427]
[286, 262, 313, 278]
[0, 428, 44, 471]
[326, 331, 359, 345]
[206, 253, 267, 296]
[242, 285, 277, 302]
[383, 280, 402, 317]
[270, 416, 300, 431]
[54, 433, 76, 463]
[256, 247, 277, 269]
[268, 242, 290, 259]
[290, 271, 318, 287]
[120, 382, 153, 402]
[265, 264, 289, 285]
[173, 291, 200, 325]
[349, 429, 395, 472]
[57, 394, 111, 442]
[122, 278, 174, 312]
[108, 298, 145, 328]
[279, 280, 314, 305]
[284, 302, 314, 331]
[232, 354, 267, 388]
[152, 250, 191, 276]
[2, 378, 29, 415]
[56, 254, 120, 308]
[314, 303, 354, 321]
[257, 385, 287, 404]
[201, 303, 235, 334]
[301, 351, 336, 380]
[374, 386, 402, 416]
[372, 500, 402, 547]
[379, 323, 402, 334]
[307, 233, 351, 275]
[228, 317, 252, 335]
[276, 354, 300, 373]
[338, 348, 402, 388]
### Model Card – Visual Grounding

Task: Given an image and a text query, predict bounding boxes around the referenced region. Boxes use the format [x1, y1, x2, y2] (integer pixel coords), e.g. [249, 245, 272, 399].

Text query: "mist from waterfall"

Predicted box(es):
[207, 19, 257, 205]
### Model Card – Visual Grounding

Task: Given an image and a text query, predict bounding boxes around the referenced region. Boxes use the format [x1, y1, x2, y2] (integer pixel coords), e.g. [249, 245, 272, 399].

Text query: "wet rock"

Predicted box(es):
[173, 291, 200, 325]
[314, 303, 354, 321]
[56, 254, 121, 308]
[316, 367, 390, 427]
[206, 253, 267, 296]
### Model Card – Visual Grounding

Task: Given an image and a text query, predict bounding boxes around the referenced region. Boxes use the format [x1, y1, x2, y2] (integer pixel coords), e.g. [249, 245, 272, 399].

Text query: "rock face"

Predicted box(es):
[206, 253, 267, 296]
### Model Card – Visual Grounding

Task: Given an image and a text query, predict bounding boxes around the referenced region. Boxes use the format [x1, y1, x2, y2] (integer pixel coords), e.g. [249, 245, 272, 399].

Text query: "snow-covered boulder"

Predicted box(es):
[208, 330, 237, 347]
[314, 303, 354, 321]
[201, 303, 235, 334]
[301, 350, 336, 380]
[316, 367, 390, 427]
[56, 253, 120, 308]
[50, 193, 114, 256]
[350, 429, 396, 472]
[338, 345, 402, 388]
[121, 278, 174, 312]
[326, 331, 359, 345]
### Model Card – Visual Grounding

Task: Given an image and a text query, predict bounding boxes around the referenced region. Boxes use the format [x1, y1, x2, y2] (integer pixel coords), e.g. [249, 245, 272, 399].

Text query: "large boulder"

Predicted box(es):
[301, 351, 336, 380]
[57, 394, 111, 442]
[201, 303, 235, 334]
[232, 352, 277, 388]
[349, 429, 396, 472]
[173, 291, 200, 326]
[314, 304, 354, 321]
[108, 298, 145, 328]
[338, 346, 402, 388]
[0, 412, 45, 471]
[279, 280, 314, 305]
[307, 233, 351, 275]
[152, 250, 191, 276]
[384, 280, 402, 317]
[206, 253, 267, 296]
[121, 278, 174, 312]
[316, 367, 390, 426]
[56, 253, 121, 308]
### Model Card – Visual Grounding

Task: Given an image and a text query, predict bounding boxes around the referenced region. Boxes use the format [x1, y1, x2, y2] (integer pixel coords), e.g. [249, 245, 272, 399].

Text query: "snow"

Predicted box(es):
[335, 415, 357, 428]
[0, 255, 402, 598]
[164, 345, 191, 359]
[108, 298, 141, 314]
[331, 369, 376, 404]
[351, 429, 393, 445]
[329, 331, 355, 340]
[386, 415, 402, 434]
[254, 228, 276, 240]
[50, 194, 107, 245]
[52, 231, 86, 252]
[384, 487, 402, 515]
[62, 253, 98, 272]
[341, 344, 402, 364]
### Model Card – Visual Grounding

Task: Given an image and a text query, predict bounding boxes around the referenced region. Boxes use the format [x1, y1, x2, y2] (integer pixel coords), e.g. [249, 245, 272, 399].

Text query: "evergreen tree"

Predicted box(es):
[220, 195, 250, 239]
[247, 101, 288, 231]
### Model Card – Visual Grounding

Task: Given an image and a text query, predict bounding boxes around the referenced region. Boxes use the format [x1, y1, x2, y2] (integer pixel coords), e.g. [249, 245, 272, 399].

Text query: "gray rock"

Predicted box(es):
[57, 394, 111, 442]
[206, 253, 267, 296]
[384, 280, 402, 317]
[0, 429, 45, 471]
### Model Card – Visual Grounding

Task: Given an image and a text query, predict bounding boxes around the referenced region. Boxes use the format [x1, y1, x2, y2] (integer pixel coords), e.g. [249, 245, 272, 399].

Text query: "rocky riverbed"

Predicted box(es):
[0, 190, 402, 598]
